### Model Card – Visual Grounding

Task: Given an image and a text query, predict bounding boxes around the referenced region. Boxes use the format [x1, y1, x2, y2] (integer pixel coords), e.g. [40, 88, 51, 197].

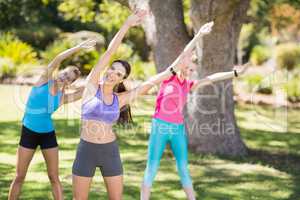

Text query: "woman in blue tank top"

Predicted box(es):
[8, 39, 96, 200]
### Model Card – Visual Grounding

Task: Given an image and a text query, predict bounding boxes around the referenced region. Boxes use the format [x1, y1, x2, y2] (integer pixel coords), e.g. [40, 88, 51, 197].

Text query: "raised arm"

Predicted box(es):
[169, 21, 214, 70]
[117, 22, 214, 108]
[36, 39, 96, 86]
[190, 62, 250, 91]
[85, 10, 147, 87]
[61, 85, 85, 105]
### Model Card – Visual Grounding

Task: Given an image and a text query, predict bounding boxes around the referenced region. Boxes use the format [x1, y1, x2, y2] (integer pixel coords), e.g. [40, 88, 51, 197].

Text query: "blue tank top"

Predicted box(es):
[81, 86, 120, 124]
[22, 80, 62, 133]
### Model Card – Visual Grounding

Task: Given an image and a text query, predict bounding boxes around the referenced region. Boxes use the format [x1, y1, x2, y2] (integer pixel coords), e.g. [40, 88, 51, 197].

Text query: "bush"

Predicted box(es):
[107, 44, 156, 80]
[243, 74, 272, 94]
[0, 58, 15, 78]
[250, 45, 271, 66]
[283, 75, 300, 103]
[0, 33, 38, 78]
[41, 39, 72, 64]
[276, 43, 300, 71]
[130, 55, 156, 80]
[41, 38, 100, 75]
[11, 25, 62, 50]
[0, 33, 38, 65]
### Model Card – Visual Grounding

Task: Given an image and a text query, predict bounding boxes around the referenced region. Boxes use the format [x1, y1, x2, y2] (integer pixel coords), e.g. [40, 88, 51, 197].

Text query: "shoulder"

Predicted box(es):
[33, 79, 50, 88]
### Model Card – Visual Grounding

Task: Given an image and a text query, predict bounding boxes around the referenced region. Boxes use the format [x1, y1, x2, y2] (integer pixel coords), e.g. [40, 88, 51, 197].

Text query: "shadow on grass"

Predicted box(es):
[1, 113, 300, 199]
[210, 127, 300, 200]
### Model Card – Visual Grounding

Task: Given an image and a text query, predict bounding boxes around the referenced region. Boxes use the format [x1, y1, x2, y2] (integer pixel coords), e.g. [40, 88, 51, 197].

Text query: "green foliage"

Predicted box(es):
[243, 74, 272, 94]
[283, 74, 300, 102]
[250, 45, 271, 66]
[41, 38, 100, 74]
[58, 0, 149, 61]
[105, 43, 155, 80]
[58, 0, 96, 23]
[0, 33, 38, 78]
[0, 33, 38, 65]
[11, 25, 62, 50]
[58, 0, 130, 34]
[41, 39, 72, 64]
[0, 58, 15, 78]
[0, 0, 61, 29]
[276, 43, 300, 70]
[183, 0, 192, 28]
[96, 0, 130, 34]
[130, 56, 156, 80]
[108, 43, 134, 65]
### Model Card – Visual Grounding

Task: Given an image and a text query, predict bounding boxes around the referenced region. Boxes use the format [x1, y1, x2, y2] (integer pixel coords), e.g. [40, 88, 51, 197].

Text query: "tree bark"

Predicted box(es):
[184, 0, 250, 156]
[123, 0, 190, 72]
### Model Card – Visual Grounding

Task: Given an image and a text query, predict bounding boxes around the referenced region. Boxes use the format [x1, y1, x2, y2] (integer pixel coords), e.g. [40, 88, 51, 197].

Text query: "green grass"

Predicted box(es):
[0, 84, 299, 200]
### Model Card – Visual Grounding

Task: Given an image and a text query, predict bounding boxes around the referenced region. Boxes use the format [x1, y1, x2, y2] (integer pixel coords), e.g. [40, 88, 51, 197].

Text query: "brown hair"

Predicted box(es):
[65, 66, 81, 83]
[112, 60, 133, 124]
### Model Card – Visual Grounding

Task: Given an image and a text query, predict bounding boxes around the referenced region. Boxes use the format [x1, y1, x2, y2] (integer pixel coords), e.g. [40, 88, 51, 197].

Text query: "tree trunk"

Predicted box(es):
[126, 0, 190, 72]
[184, 0, 250, 156]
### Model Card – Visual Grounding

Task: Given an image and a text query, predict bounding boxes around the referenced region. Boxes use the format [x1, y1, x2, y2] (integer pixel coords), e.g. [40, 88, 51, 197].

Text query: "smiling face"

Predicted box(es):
[180, 54, 198, 79]
[56, 66, 80, 87]
[103, 61, 128, 86]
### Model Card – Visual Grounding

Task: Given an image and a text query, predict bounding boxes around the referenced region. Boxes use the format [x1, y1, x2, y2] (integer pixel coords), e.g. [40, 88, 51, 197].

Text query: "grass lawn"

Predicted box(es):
[0, 84, 299, 200]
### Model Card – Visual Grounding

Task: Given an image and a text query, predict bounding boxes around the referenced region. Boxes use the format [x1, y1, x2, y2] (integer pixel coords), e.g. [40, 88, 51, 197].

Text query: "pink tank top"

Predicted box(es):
[153, 75, 195, 124]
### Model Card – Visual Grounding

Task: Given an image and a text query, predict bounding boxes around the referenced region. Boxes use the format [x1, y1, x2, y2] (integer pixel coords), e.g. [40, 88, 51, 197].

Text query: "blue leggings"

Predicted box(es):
[143, 118, 193, 187]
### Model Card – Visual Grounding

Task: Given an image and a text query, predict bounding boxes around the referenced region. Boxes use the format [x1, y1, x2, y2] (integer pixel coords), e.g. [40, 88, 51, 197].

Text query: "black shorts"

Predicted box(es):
[19, 125, 58, 149]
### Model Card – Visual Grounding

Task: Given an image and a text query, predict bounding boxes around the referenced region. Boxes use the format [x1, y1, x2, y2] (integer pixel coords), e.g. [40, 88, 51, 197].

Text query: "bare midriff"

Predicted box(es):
[80, 119, 116, 144]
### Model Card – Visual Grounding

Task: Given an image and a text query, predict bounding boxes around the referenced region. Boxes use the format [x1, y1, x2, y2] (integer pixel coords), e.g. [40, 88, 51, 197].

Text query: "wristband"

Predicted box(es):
[170, 67, 177, 75]
[234, 69, 238, 77]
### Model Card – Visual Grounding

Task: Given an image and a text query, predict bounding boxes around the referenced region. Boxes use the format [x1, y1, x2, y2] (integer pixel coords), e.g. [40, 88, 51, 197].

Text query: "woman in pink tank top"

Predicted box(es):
[141, 25, 249, 199]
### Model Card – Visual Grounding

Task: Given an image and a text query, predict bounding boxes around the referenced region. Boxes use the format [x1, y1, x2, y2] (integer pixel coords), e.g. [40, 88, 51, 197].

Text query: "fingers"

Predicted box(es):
[80, 39, 97, 49]
[194, 21, 214, 39]
[234, 62, 251, 75]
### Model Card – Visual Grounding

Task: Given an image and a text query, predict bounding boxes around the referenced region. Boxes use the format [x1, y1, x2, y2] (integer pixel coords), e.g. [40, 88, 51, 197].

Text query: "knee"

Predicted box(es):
[73, 197, 88, 200]
[145, 161, 160, 175]
[48, 173, 60, 184]
[177, 163, 190, 179]
[108, 195, 122, 200]
[73, 192, 88, 200]
[14, 174, 26, 184]
[177, 164, 192, 186]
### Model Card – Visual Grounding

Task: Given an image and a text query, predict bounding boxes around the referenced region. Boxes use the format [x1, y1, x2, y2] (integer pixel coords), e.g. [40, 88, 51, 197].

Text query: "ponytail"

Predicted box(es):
[114, 82, 133, 124]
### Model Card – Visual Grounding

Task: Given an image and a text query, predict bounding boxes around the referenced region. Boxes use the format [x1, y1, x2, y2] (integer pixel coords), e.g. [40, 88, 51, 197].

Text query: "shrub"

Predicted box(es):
[276, 43, 300, 71]
[0, 33, 38, 65]
[0, 58, 15, 78]
[41, 39, 73, 64]
[11, 25, 62, 50]
[250, 45, 271, 66]
[0, 33, 38, 78]
[243, 74, 272, 94]
[130, 55, 156, 80]
[283, 75, 300, 103]
[41, 38, 101, 75]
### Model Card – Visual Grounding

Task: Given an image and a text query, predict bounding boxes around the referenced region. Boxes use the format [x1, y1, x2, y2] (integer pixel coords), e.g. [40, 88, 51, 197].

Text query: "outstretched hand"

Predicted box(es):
[77, 39, 97, 49]
[126, 9, 148, 27]
[234, 62, 251, 75]
[195, 21, 214, 39]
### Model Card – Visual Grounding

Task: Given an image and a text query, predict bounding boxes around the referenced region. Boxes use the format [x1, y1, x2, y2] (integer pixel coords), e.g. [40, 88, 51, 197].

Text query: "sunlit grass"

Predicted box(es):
[0, 84, 299, 199]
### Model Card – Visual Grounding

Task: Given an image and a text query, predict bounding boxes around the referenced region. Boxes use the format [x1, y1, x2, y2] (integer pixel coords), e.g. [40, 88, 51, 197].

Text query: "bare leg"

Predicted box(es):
[103, 175, 123, 200]
[183, 187, 196, 200]
[8, 146, 35, 200]
[72, 175, 92, 200]
[42, 147, 63, 200]
[140, 184, 151, 200]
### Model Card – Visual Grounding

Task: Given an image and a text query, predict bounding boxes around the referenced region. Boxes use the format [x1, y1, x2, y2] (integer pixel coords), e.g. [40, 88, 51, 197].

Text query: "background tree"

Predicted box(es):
[115, 0, 250, 156]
